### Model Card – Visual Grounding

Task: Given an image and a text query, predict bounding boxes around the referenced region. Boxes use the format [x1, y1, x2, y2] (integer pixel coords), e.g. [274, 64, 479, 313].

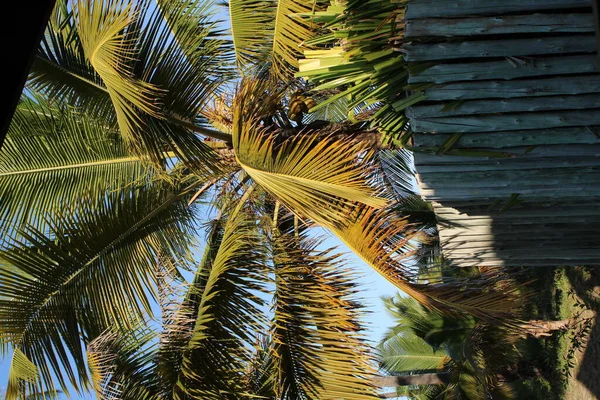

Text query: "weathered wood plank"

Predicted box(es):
[444, 258, 599, 267]
[414, 145, 600, 165]
[435, 205, 600, 218]
[404, 35, 596, 62]
[414, 129, 600, 149]
[407, 94, 600, 118]
[405, 13, 594, 37]
[439, 229, 600, 242]
[411, 110, 600, 133]
[419, 185, 600, 200]
[433, 214, 600, 226]
[420, 167, 600, 188]
[415, 156, 600, 172]
[408, 55, 599, 84]
[422, 75, 600, 101]
[441, 248, 600, 259]
[442, 237, 600, 250]
[431, 198, 600, 209]
[405, 0, 592, 19]
[438, 224, 600, 238]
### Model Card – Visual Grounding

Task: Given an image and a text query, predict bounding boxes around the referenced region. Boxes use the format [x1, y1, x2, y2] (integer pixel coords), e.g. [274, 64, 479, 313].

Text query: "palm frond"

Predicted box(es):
[298, 1, 414, 146]
[31, 0, 231, 172]
[232, 79, 386, 228]
[6, 348, 39, 400]
[0, 96, 149, 243]
[0, 181, 199, 397]
[270, 0, 330, 81]
[332, 206, 525, 325]
[31, 1, 114, 120]
[74, 0, 163, 149]
[227, 0, 277, 72]
[378, 333, 447, 374]
[154, 217, 224, 396]
[86, 326, 160, 400]
[157, 0, 234, 72]
[270, 230, 378, 399]
[175, 211, 269, 399]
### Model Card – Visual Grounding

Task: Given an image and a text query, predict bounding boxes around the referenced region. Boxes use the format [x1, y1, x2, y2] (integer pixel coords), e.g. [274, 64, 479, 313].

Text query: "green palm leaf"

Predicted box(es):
[6, 348, 39, 400]
[74, 0, 163, 148]
[232, 80, 386, 228]
[332, 206, 525, 325]
[0, 97, 149, 242]
[227, 0, 276, 72]
[378, 333, 447, 374]
[86, 326, 160, 400]
[270, 229, 378, 399]
[30, 0, 231, 171]
[226, 0, 328, 79]
[175, 211, 269, 399]
[0, 181, 199, 398]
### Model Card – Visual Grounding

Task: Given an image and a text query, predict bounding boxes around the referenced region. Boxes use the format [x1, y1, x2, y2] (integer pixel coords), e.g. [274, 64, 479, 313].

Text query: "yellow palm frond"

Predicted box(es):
[229, 0, 277, 71]
[332, 205, 525, 325]
[271, 0, 329, 80]
[6, 348, 38, 400]
[74, 0, 163, 151]
[271, 232, 379, 399]
[232, 80, 386, 228]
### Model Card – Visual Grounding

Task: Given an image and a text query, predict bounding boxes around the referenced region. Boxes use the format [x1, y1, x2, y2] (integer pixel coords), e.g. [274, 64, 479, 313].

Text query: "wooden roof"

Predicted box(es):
[405, 0, 600, 266]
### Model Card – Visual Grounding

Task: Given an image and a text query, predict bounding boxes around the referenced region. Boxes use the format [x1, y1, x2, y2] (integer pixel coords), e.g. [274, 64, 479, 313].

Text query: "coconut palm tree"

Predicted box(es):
[0, 0, 525, 398]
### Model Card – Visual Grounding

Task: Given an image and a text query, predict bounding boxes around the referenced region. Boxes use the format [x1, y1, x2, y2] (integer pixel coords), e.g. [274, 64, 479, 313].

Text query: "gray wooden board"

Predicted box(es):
[407, 94, 600, 118]
[411, 110, 600, 133]
[414, 129, 600, 148]
[408, 55, 599, 84]
[438, 224, 600, 237]
[431, 214, 600, 226]
[419, 185, 600, 200]
[422, 75, 600, 101]
[442, 259, 600, 267]
[404, 36, 596, 62]
[419, 167, 600, 188]
[435, 206, 600, 218]
[415, 157, 600, 172]
[441, 238, 600, 250]
[405, 0, 592, 19]
[438, 249, 600, 258]
[405, 13, 594, 37]
[413, 144, 600, 162]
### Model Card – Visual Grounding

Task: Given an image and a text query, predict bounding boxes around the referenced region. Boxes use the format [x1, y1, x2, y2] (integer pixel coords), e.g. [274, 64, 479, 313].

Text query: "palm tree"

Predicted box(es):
[0, 0, 525, 398]
[377, 294, 571, 400]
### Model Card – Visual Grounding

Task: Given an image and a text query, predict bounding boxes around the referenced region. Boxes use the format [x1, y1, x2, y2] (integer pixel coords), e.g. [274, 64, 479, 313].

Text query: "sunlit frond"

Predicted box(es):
[6, 348, 39, 400]
[74, 0, 163, 150]
[0, 182, 199, 397]
[233, 80, 386, 228]
[227, 0, 277, 72]
[31, 0, 231, 172]
[271, 230, 378, 399]
[332, 205, 525, 325]
[378, 333, 448, 374]
[0, 97, 149, 243]
[270, 0, 330, 81]
[175, 211, 269, 399]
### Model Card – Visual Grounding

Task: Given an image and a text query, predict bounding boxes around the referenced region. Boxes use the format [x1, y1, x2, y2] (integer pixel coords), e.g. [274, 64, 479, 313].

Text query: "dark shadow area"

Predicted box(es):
[567, 267, 600, 399]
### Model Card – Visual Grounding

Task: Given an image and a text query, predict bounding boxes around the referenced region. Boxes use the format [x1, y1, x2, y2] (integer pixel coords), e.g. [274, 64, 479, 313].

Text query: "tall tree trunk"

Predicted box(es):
[523, 319, 573, 338]
[374, 372, 450, 387]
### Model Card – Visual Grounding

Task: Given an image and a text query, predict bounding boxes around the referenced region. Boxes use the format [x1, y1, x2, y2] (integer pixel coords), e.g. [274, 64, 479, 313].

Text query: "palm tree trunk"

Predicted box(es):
[374, 373, 450, 387]
[523, 319, 573, 338]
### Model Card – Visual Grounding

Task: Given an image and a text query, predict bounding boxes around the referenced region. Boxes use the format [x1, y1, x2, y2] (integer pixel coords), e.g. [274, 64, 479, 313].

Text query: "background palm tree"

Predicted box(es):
[0, 0, 526, 398]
